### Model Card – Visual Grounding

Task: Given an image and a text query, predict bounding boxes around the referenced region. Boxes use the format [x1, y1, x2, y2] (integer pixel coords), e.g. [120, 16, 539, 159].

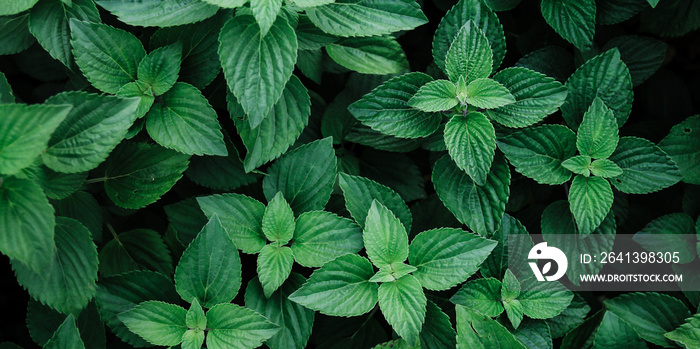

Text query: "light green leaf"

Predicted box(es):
[466, 78, 515, 109]
[137, 43, 181, 96]
[290, 0, 334, 7]
[665, 314, 700, 349]
[444, 111, 496, 186]
[378, 275, 426, 347]
[206, 303, 280, 349]
[95, 0, 218, 27]
[43, 92, 139, 173]
[118, 301, 187, 347]
[290, 211, 363, 268]
[348, 72, 440, 139]
[99, 229, 173, 277]
[659, 115, 700, 185]
[562, 49, 633, 130]
[306, 0, 427, 37]
[568, 175, 614, 235]
[262, 137, 337, 214]
[245, 274, 315, 349]
[257, 244, 294, 298]
[502, 269, 521, 301]
[486, 67, 567, 128]
[116, 81, 154, 119]
[432, 0, 506, 73]
[593, 311, 646, 349]
[519, 278, 573, 319]
[219, 14, 297, 128]
[451, 278, 504, 317]
[456, 305, 526, 349]
[70, 19, 145, 94]
[0, 0, 39, 16]
[338, 173, 412, 232]
[13, 217, 97, 315]
[230, 75, 310, 172]
[590, 159, 623, 178]
[445, 20, 493, 83]
[43, 315, 85, 349]
[608, 137, 682, 194]
[186, 299, 206, 330]
[603, 35, 668, 86]
[409, 228, 496, 290]
[370, 263, 416, 282]
[182, 329, 204, 349]
[432, 154, 510, 236]
[197, 193, 267, 254]
[634, 213, 696, 264]
[407, 79, 458, 112]
[0, 177, 55, 274]
[28, 0, 100, 67]
[327, 36, 408, 75]
[504, 299, 524, 329]
[562, 155, 592, 177]
[605, 292, 690, 347]
[288, 254, 378, 317]
[201, 0, 246, 8]
[577, 98, 619, 159]
[497, 124, 577, 185]
[0, 103, 71, 175]
[540, 0, 595, 50]
[262, 193, 295, 244]
[104, 142, 190, 209]
[251, 0, 282, 36]
[364, 200, 409, 269]
[174, 216, 242, 308]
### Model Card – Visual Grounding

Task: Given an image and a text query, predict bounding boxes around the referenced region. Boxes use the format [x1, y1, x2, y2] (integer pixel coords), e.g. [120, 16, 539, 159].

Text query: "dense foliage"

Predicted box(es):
[1, 0, 699, 348]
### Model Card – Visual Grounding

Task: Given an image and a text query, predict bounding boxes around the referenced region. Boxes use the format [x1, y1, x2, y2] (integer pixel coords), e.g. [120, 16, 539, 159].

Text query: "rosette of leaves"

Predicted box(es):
[288, 200, 497, 346]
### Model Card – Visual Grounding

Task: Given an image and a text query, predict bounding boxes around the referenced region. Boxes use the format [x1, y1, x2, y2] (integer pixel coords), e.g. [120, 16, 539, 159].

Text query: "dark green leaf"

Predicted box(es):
[608, 137, 682, 194]
[444, 111, 496, 186]
[540, 0, 595, 50]
[95, 0, 218, 27]
[306, 0, 428, 37]
[327, 36, 409, 75]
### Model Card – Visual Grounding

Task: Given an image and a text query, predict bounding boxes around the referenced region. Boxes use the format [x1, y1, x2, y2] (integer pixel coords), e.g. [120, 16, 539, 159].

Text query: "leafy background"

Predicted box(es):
[0, 0, 699, 348]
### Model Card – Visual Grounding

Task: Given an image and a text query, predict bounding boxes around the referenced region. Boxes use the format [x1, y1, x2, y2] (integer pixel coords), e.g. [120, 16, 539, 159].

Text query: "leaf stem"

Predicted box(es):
[85, 177, 109, 184]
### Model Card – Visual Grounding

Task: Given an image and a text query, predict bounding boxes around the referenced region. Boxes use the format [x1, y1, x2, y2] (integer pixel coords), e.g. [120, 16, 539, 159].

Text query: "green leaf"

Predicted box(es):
[95, 0, 218, 27]
[504, 299, 524, 329]
[364, 200, 410, 268]
[665, 314, 700, 349]
[338, 173, 412, 232]
[562, 49, 633, 130]
[327, 36, 408, 75]
[251, 0, 282, 36]
[0, 103, 71, 175]
[70, 19, 145, 94]
[593, 311, 646, 349]
[407, 79, 458, 112]
[0, 0, 39, 16]
[432, 0, 506, 73]
[182, 330, 204, 349]
[486, 67, 567, 128]
[289, 0, 334, 7]
[186, 299, 206, 330]
[174, 216, 242, 308]
[445, 20, 493, 84]
[263, 193, 295, 244]
[118, 301, 187, 347]
[0, 71, 14, 103]
[444, 111, 496, 186]
[37, 166, 87, 200]
[451, 278, 504, 317]
[546, 294, 591, 338]
[245, 274, 315, 349]
[466, 78, 515, 109]
[288, 254, 378, 317]
[605, 292, 690, 347]
[197, 193, 267, 254]
[497, 125, 577, 185]
[201, 0, 246, 8]
[262, 137, 337, 214]
[378, 275, 426, 347]
[603, 35, 668, 86]
[515, 46, 574, 82]
[116, 81, 155, 119]
[257, 244, 294, 298]
[306, 0, 428, 37]
[56, 191, 102, 241]
[590, 159, 623, 178]
[43, 92, 140, 173]
[420, 300, 457, 349]
[0, 177, 55, 273]
[562, 155, 592, 177]
[95, 271, 180, 347]
[43, 315, 85, 349]
[370, 263, 417, 282]
[290, 211, 363, 268]
[519, 278, 573, 319]
[137, 43, 181, 96]
[659, 115, 700, 185]
[502, 269, 521, 301]
[104, 142, 190, 209]
[165, 198, 208, 246]
[348, 72, 440, 139]
[511, 319, 553, 349]
[634, 213, 696, 264]
[185, 136, 258, 191]
[432, 154, 510, 236]
[99, 229, 173, 277]
[481, 214, 529, 279]
[608, 137, 682, 194]
[577, 98, 619, 159]
[28, 0, 100, 67]
[13, 217, 97, 315]
[230, 75, 311, 172]
[456, 305, 526, 349]
[409, 228, 496, 290]
[568, 175, 614, 235]
[206, 303, 280, 349]
[540, 0, 595, 50]
[219, 14, 297, 128]
[296, 14, 338, 50]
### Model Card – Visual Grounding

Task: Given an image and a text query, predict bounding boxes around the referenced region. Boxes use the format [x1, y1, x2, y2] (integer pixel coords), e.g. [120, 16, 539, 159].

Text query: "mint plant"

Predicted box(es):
[0, 0, 699, 348]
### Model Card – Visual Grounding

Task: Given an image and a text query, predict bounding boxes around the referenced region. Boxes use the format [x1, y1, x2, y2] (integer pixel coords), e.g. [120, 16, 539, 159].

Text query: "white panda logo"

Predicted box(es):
[528, 242, 568, 282]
